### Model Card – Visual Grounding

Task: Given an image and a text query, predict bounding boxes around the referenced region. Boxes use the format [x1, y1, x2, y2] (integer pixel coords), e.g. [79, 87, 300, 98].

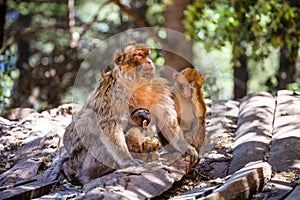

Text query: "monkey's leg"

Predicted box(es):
[79, 152, 115, 184]
[151, 105, 199, 165]
[191, 119, 206, 154]
[98, 122, 145, 168]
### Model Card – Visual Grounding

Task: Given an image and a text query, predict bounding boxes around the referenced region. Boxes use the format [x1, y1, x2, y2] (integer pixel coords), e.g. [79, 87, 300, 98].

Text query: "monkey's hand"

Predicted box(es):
[119, 158, 145, 168]
[185, 146, 200, 166]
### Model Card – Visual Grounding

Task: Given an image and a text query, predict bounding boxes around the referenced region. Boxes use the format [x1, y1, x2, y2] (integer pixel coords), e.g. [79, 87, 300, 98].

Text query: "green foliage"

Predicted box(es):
[193, 42, 234, 99]
[257, 0, 299, 52]
[146, 0, 168, 25]
[2, 0, 175, 110]
[2, 0, 300, 109]
[0, 73, 13, 113]
[184, 0, 300, 95]
[2, 2, 79, 110]
[287, 80, 300, 92]
[0, 50, 18, 113]
[184, 0, 300, 55]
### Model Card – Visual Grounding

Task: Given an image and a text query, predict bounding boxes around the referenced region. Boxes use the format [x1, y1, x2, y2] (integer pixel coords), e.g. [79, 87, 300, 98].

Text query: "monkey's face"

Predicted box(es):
[173, 68, 205, 99]
[133, 49, 155, 78]
[129, 108, 151, 127]
[114, 45, 155, 78]
[173, 71, 193, 99]
[181, 82, 194, 99]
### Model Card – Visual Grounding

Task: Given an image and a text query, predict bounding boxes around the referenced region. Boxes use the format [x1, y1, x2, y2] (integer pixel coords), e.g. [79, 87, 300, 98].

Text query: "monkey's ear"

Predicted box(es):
[114, 49, 123, 65]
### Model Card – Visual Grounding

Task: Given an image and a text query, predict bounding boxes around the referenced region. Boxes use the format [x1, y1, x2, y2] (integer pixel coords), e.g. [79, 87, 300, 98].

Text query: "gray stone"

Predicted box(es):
[78, 155, 195, 200]
[252, 173, 294, 200]
[171, 185, 220, 200]
[201, 100, 238, 178]
[204, 161, 272, 200]
[205, 100, 239, 143]
[269, 90, 300, 172]
[285, 185, 300, 200]
[207, 161, 229, 178]
[229, 92, 275, 174]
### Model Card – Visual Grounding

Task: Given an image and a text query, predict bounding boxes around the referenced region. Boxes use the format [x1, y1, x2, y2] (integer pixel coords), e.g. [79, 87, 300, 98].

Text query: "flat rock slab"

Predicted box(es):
[77, 154, 194, 200]
[285, 185, 300, 200]
[205, 100, 239, 142]
[229, 92, 275, 174]
[204, 161, 272, 200]
[252, 172, 294, 200]
[0, 105, 76, 199]
[170, 185, 220, 200]
[202, 100, 239, 178]
[0, 179, 59, 200]
[269, 90, 300, 172]
[0, 124, 60, 186]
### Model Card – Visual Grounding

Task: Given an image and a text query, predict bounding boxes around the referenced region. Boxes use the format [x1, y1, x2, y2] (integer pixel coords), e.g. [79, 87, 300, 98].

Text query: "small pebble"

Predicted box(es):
[0, 144, 4, 151]
[7, 153, 15, 159]
[5, 163, 10, 169]
[183, 185, 189, 190]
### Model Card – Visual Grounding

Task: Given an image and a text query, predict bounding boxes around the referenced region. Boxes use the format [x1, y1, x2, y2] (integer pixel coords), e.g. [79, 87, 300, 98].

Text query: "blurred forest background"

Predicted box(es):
[0, 0, 300, 112]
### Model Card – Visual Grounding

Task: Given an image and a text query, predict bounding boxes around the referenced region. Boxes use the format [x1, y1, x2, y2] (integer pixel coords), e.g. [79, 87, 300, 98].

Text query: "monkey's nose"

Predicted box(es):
[143, 64, 154, 73]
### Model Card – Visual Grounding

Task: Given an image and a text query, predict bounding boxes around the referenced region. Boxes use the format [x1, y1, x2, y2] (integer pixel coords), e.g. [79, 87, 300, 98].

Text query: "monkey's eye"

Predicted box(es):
[180, 84, 187, 90]
[180, 83, 192, 89]
[133, 53, 144, 57]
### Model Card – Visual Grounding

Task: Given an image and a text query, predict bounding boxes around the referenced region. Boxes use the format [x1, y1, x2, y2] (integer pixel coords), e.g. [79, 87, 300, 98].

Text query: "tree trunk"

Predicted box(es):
[233, 44, 248, 99]
[11, 15, 33, 108]
[277, 44, 298, 90]
[163, 0, 193, 74]
[0, 0, 6, 49]
[68, 0, 77, 48]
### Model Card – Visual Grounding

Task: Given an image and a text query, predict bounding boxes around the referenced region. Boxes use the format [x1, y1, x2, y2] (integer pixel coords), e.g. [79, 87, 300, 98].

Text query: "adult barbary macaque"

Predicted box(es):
[62, 42, 198, 184]
[172, 68, 206, 154]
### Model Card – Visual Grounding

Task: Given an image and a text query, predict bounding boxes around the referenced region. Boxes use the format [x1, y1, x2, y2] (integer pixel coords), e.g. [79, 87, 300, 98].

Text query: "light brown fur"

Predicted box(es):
[172, 68, 206, 154]
[125, 127, 161, 162]
[125, 108, 160, 162]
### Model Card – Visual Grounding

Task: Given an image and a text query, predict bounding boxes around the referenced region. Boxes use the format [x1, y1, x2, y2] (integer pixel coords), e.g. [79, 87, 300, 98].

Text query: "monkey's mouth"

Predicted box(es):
[142, 67, 154, 73]
[183, 92, 192, 99]
[182, 87, 193, 99]
[141, 70, 154, 77]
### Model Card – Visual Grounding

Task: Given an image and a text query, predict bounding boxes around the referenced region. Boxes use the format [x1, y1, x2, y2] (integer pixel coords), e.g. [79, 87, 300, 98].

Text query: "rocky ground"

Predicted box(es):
[0, 90, 299, 199]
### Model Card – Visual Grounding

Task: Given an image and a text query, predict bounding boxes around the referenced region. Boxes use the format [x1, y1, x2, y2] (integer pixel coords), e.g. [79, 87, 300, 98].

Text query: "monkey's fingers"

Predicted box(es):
[142, 120, 148, 128]
[184, 146, 200, 166]
[151, 137, 161, 150]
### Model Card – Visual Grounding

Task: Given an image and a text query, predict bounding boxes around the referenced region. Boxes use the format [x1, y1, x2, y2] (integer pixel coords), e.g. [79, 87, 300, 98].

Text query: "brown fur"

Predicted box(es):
[125, 128, 161, 162]
[62, 42, 198, 184]
[172, 68, 206, 154]
[125, 108, 160, 162]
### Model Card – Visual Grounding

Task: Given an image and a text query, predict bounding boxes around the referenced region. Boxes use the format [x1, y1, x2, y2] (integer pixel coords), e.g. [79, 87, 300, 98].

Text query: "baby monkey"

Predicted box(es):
[125, 108, 161, 162]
